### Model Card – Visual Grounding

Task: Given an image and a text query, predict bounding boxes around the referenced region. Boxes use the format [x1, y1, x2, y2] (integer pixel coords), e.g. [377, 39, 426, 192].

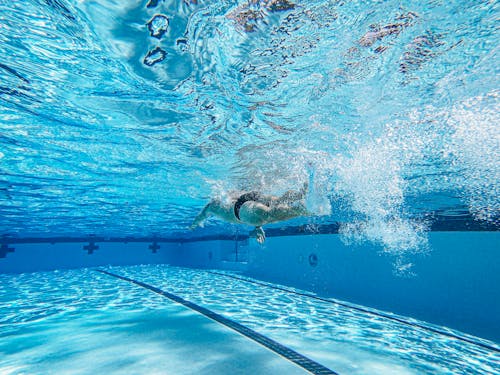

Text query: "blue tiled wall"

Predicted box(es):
[0, 240, 246, 273]
[242, 232, 500, 343]
[0, 242, 176, 273]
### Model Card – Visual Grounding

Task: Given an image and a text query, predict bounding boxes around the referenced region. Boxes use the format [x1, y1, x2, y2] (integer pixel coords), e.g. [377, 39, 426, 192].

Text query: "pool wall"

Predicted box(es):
[242, 232, 500, 343]
[1, 232, 498, 342]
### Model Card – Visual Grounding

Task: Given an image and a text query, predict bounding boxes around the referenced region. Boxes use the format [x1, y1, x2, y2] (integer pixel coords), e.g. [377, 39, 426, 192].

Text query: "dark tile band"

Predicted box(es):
[96, 269, 338, 375]
[208, 271, 500, 353]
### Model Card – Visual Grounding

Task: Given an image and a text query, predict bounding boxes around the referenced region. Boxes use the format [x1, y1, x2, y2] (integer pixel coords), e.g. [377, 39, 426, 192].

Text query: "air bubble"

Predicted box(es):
[146, 14, 169, 39]
[143, 47, 167, 66]
[146, 0, 160, 8]
[176, 38, 188, 52]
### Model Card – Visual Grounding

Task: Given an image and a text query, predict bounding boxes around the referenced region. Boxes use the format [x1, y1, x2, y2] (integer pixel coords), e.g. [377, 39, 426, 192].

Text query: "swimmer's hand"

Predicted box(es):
[250, 226, 266, 244]
[189, 221, 203, 230]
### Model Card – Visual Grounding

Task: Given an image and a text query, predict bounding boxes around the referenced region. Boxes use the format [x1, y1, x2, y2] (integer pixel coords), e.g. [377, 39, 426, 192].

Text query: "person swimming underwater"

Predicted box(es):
[190, 183, 309, 243]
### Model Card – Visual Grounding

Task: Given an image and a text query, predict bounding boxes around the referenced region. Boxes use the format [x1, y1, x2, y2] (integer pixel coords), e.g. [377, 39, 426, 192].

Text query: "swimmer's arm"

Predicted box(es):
[189, 203, 212, 229]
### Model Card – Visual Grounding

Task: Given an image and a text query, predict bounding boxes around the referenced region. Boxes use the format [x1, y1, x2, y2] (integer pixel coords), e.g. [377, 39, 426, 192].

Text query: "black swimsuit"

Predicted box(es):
[234, 192, 268, 221]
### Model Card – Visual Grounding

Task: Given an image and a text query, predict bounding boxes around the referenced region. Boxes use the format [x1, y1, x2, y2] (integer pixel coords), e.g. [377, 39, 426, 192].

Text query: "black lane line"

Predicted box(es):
[96, 269, 338, 375]
[207, 271, 500, 353]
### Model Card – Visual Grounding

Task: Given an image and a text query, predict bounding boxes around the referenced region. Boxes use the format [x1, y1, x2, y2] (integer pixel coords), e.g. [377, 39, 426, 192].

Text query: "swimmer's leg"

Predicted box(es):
[276, 182, 309, 204]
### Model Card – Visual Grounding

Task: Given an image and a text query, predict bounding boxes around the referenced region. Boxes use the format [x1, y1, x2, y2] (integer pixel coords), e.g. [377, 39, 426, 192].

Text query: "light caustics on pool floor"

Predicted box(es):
[1, 265, 499, 375]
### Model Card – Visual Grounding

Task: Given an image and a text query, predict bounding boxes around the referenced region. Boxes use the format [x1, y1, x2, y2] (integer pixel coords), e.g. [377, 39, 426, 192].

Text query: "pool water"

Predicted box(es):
[1, 0, 499, 373]
[1, 265, 498, 374]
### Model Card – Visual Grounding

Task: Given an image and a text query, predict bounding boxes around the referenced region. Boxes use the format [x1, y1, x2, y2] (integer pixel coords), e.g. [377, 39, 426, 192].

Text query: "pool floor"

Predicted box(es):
[1, 265, 498, 374]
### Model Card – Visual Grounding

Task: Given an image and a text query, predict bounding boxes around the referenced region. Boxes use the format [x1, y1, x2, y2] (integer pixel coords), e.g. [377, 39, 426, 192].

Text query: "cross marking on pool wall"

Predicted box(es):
[83, 242, 99, 254]
[0, 243, 15, 258]
[149, 241, 160, 253]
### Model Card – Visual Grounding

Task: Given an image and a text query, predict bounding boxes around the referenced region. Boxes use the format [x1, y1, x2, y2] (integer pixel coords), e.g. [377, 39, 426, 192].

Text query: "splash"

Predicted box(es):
[446, 92, 500, 225]
[331, 91, 499, 257]
[333, 121, 430, 257]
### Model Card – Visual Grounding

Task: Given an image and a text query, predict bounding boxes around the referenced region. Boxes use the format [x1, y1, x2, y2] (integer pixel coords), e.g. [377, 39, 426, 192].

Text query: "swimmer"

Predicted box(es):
[190, 183, 309, 243]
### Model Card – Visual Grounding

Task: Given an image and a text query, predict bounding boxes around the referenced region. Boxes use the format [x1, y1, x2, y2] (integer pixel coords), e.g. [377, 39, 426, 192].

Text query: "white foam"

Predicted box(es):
[330, 91, 499, 261]
[333, 123, 429, 257]
[446, 91, 500, 224]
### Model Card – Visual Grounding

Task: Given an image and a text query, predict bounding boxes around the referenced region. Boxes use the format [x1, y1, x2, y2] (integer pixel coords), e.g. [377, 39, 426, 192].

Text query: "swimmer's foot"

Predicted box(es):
[250, 226, 266, 244]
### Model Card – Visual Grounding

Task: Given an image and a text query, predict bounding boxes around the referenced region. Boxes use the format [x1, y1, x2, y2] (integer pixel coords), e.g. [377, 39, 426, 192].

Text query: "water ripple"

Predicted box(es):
[0, 0, 498, 245]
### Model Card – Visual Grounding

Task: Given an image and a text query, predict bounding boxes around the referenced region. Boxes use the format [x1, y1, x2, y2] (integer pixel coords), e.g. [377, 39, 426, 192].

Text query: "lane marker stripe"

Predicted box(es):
[207, 271, 500, 353]
[96, 269, 338, 375]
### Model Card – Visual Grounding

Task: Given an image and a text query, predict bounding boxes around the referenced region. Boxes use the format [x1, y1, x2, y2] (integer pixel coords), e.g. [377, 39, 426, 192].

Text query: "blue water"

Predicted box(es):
[0, 0, 498, 248]
[0, 1, 499, 373]
[1, 265, 499, 374]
